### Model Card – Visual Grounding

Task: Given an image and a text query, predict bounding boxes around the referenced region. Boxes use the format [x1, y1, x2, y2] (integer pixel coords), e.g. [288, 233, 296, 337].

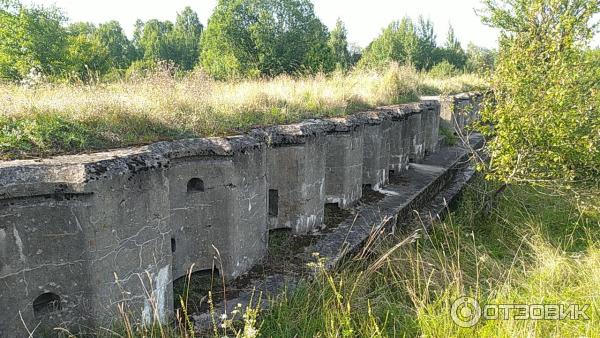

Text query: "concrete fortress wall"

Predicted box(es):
[0, 93, 482, 335]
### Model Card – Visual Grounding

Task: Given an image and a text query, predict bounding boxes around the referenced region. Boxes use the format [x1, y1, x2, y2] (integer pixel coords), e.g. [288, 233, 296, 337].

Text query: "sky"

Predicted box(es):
[20, 0, 600, 49]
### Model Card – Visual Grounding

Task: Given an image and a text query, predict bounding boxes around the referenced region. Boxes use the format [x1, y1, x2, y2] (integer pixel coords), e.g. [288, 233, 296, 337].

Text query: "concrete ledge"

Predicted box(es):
[323, 117, 364, 208]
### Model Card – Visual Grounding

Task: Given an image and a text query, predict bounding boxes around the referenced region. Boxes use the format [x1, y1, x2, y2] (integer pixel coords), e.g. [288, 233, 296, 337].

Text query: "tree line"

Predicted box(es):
[0, 0, 496, 82]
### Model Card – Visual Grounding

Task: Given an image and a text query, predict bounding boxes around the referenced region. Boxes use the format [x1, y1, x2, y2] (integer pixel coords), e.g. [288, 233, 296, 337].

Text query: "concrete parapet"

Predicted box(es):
[435, 93, 481, 135]
[0, 147, 173, 334]
[379, 103, 419, 174]
[252, 121, 328, 233]
[164, 137, 267, 281]
[421, 100, 441, 154]
[322, 117, 364, 208]
[354, 111, 391, 190]
[405, 107, 425, 162]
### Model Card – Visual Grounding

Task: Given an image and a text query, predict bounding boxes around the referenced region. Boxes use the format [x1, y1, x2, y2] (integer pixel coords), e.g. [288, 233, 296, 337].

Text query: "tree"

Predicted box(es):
[415, 16, 437, 70]
[65, 30, 110, 80]
[135, 19, 174, 62]
[200, 0, 257, 78]
[438, 24, 467, 69]
[171, 7, 203, 70]
[200, 0, 334, 79]
[301, 16, 335, 73]
[465, 43, 496, 74]
[358, 17, 436, 70]
[479, 0, 600, 184]
[328, 18, 350, 70]
[0, 3, 69, 79]
[132, 8, 203, 71]
[95, 20, 135, 69]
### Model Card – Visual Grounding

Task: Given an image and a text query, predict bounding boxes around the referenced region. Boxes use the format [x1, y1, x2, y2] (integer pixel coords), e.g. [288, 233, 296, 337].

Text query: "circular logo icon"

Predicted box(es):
[451, 296, 481, 328]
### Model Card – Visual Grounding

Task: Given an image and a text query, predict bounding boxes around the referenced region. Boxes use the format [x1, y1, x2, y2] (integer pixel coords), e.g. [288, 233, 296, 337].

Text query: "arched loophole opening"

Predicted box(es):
[173, 268, 221, 313]
[33, 293, 61, 317]
[187, 178, 204, 193]
[171, 237, 176, 253]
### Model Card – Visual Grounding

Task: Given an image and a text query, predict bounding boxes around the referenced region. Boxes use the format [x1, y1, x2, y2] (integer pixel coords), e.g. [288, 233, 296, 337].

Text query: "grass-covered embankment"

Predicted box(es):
[0, 65, 486, 160]
[257, 179, 600, 337]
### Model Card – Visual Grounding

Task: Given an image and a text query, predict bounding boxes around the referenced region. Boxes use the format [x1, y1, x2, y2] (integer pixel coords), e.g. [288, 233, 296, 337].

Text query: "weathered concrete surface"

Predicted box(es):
[0, 147, 173, 335]
[406, 108, 425, 162]
[421, 100, 441, 154]
[0, 136, 267, 334]
[430, 93, 482, 135]
[252, 121, 328, 233]
[378, 103, 420, 174]
[166, 137, 267, 280]
[310, 133, 484, 269]
[357, 112, 391, 190]
[323, 117, 364, 208]
[194, 134, 485, 331]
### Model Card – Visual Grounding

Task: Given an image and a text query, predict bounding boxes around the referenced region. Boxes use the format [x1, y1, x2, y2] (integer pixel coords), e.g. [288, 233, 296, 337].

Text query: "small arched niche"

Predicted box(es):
[33, 292, 61, 317]
[187, 178, 205, 193]
[173, 268, 221, 313]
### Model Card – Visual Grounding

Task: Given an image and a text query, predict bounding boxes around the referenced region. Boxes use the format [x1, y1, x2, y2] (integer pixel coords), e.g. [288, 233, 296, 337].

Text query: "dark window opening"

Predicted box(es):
[33, 293, 61, 317]
[171, 237, 176, 253]
[268, 189, 279, 217]
[187, 178, 204, 192]
[173, 268, 221, 313]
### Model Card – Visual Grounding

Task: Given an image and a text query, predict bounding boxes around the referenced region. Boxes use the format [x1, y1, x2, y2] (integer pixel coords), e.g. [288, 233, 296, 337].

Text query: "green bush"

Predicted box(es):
[428, 60, 458, 78]
[479, 0, 600, 185]
[200, 0, 339, 79]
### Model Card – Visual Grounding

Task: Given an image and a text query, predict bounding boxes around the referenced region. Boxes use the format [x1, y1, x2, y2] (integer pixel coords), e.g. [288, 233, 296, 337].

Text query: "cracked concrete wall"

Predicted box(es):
[380, 104, 418, 174]
[252, 121, 328, 234]
[422, 100, 441, 155]
[168, 141, 267, 280]
[0, 148, 174, 335]
[0, 93, 480, 336]
[324, 118, 364, 208]
[436, 93, 482, 136]
[84, 163, 172, 328]
[0, 193, 94, 336]
[407, 110, 425, 163]
[360, 112, 391, 190]
[387, 116, 408, 173]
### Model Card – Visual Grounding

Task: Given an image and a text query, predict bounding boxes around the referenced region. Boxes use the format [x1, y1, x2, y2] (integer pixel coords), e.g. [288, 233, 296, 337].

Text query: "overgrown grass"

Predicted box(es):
[0, 64, 487, 159]
[258, 179, 600, 337]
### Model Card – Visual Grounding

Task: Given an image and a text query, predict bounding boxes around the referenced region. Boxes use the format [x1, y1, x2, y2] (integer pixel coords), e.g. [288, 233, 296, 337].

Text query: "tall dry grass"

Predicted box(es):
[259, 179, 600, 337]
[0, 64, 486, 159]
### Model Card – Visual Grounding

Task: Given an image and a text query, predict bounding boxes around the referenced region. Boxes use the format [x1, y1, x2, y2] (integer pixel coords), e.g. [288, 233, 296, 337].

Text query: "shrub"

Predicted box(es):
[428, 60, 458, 78]
[479, 0, 600, 185]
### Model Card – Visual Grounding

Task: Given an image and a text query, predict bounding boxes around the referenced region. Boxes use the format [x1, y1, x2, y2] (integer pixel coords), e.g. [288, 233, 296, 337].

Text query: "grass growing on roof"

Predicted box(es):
[0, 64, 486, 160]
